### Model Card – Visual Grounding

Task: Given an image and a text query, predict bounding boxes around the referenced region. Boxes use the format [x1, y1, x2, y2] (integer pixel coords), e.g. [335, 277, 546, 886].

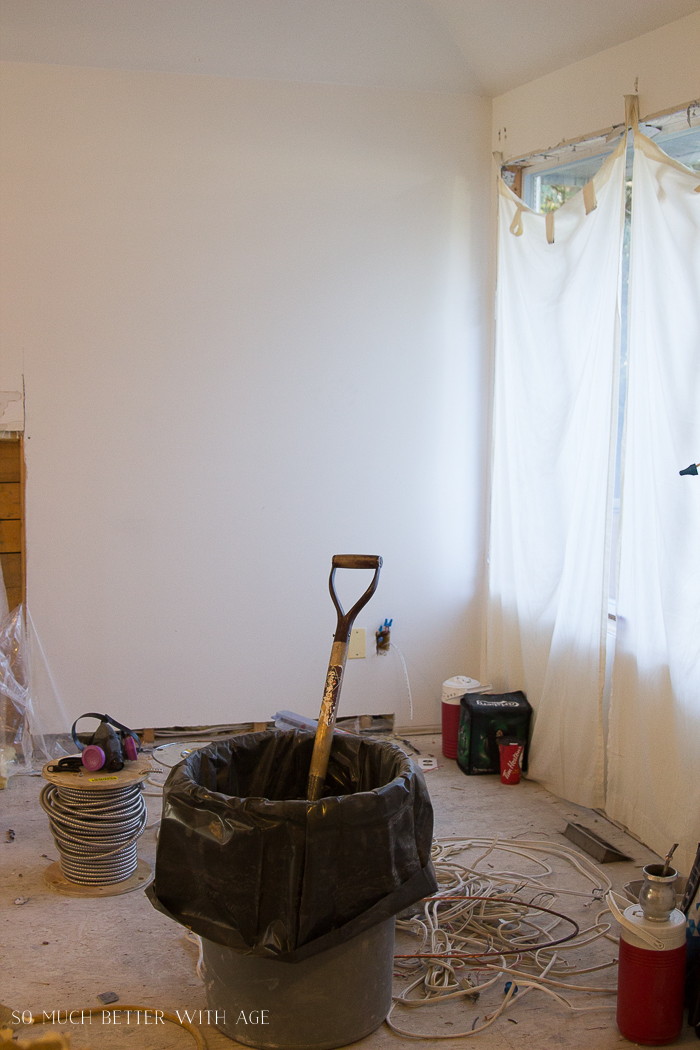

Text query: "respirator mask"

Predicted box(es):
[49, 713, 141, 773]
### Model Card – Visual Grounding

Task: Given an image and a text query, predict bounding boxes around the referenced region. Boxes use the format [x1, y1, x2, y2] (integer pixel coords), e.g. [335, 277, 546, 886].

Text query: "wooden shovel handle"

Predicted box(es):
[307, 555, 382, 801]
[331, 555, 381, 570]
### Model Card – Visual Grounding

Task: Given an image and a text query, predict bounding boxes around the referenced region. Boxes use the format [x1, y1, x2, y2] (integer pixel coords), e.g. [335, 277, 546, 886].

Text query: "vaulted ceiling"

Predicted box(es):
[1, 0, 699, 97]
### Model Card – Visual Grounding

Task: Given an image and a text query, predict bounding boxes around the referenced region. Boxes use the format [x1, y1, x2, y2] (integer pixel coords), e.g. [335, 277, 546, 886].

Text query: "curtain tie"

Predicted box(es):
[545, 212, 555, 244]
[509, 205, 525, 236]
[583, 180, 598, 214]
[624, 94, 640, 133]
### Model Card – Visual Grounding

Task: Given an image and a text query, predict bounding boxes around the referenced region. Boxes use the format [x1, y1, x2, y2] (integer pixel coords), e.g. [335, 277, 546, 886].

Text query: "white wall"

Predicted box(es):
[0, 63, 492, 731]
[493, 11, 700, 161]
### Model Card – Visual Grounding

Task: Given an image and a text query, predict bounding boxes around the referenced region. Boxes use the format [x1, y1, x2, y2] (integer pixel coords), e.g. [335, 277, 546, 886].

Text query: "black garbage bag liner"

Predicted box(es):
[147, 730, 436, 962]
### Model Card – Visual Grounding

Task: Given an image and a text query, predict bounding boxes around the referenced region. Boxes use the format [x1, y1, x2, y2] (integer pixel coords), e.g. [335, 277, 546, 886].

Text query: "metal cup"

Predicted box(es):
[638, 864, 679, 922]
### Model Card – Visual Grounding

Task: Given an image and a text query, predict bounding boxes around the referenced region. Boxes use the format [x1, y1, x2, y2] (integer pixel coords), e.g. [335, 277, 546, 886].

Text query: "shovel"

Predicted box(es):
[306, 555, 382, 801]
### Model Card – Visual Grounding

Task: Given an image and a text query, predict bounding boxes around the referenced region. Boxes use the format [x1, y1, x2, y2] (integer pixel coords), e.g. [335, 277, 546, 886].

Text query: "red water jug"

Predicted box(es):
[441, 677, 479, 759]
[608, 881, 687, 1046]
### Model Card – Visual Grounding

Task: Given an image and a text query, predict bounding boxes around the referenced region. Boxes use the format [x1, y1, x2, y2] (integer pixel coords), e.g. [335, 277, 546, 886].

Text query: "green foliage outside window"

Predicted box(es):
[540, 184, 580, 212]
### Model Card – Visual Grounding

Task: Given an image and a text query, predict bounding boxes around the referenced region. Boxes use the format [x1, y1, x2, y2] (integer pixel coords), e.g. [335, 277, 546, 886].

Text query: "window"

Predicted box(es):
[522, 118, 700, 215]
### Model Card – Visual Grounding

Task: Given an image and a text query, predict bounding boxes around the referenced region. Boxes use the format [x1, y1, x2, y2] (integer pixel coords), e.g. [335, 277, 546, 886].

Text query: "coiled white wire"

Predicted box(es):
[389, 837, 618, 1039]
[40, 781, 147, 885]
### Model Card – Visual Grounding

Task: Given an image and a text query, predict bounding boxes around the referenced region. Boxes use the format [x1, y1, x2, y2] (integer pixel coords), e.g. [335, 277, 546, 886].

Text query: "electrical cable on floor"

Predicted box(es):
[388, 836, 619, 1039]
[186, 929, 206, 980]
[143, 764, 168, 830]
[143, 770, 168, 795]
[21, 1005, 207, 1049]
[39, 781, 147, 885]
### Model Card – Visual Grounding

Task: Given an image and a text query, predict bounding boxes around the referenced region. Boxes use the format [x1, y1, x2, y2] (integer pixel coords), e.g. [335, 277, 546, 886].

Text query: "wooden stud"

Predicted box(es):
[0, 553, 21, 611]
[0, 437, 23, 609]
[19, 435, 25, 605]
[0, 483, 20, 518]
[0, 438, 20, 483]
[0, 520, 21, 553]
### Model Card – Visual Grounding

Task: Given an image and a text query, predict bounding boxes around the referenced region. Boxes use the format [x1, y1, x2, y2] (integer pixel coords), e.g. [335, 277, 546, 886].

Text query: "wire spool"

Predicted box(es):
[40, 755, 153, 897]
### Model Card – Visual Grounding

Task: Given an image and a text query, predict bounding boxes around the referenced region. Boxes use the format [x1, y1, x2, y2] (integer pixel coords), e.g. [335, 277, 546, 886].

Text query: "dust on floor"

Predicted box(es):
[0, 735, 696, 1049]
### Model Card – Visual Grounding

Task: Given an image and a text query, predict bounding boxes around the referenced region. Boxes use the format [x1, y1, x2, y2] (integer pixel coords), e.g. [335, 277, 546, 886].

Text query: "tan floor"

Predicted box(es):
[1, 734, 696, 1049]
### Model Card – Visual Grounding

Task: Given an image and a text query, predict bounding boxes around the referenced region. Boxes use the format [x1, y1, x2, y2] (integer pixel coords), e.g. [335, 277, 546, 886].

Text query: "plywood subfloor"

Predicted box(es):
[1, 734, 696, 1049]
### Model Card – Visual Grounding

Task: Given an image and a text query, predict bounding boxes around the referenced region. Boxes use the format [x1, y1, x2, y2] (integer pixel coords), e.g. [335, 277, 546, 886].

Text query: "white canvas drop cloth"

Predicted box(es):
[607, 134, 700, 874]
[487, 139, 626, 809]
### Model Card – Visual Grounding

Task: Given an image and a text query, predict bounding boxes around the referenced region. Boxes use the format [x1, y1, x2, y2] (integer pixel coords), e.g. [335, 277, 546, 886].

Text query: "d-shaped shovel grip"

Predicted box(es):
[307, 555, 382, 801]
[329, 555, 382, 643]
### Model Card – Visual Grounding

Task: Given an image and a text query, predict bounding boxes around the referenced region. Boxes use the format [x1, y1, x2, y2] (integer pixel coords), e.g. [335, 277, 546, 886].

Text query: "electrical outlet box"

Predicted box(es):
[348, 628, 366, 659]
[376, 624, 391, 652]
[418, 757, 438, 771]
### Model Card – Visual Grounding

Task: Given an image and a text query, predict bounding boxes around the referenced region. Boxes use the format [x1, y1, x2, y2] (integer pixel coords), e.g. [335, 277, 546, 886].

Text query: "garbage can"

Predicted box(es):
[148, 730, 436, 1048]
[201, 916, 396, 1049]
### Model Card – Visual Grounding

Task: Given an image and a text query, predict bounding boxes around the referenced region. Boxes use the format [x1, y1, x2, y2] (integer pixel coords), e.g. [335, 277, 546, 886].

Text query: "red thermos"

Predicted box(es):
[608, 870, 687, 1046]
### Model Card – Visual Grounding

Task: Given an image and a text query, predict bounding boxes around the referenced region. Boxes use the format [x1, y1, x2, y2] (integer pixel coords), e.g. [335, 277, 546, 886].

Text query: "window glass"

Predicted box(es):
[525, 151, 614, 212]
[523, 122, 700, 214]
[657, 124, 700, 170]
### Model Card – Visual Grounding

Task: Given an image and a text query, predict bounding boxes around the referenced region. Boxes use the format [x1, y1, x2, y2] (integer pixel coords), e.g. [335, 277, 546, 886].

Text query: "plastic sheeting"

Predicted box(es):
[0, 604, 69, 781]
[0, 605, 41, 779]
[147, 731, 436, 961]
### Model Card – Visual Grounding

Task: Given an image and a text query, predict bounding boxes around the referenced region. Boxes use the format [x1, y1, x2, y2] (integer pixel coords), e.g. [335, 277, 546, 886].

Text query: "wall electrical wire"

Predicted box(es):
[389, 642, 413, 721]
[389, 837, 619, 1039]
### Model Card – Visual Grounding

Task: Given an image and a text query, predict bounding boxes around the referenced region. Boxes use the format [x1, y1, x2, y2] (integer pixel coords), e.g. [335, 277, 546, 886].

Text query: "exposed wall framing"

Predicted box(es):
[0, 434, 25, 612]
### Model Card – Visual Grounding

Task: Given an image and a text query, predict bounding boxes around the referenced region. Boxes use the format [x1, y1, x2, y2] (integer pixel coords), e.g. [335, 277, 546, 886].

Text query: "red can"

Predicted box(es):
[498, 741, 524, 784]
